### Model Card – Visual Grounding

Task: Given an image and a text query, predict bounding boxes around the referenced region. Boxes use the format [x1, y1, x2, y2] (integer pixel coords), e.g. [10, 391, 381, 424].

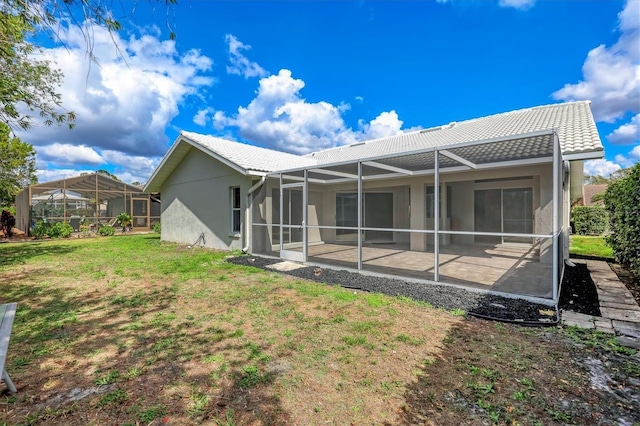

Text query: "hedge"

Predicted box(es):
[572, 206, 609, 235]
[604, 163, 640, 277]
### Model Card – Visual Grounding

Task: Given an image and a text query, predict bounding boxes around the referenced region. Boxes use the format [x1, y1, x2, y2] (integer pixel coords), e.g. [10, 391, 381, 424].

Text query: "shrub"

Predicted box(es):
[604, 163, 640, 277]
[32, 220, 51, 239]
[152, 222, 161, 234]
[572, 206, 608, 235]
[49, 222, 74, 238]
[97, 225, 116, 236]
[116, 212, 132, 228]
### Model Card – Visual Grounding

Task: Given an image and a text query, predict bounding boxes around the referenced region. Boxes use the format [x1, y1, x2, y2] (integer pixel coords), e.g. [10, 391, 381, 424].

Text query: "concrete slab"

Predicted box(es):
[600, 308, 640, 323]
[617, 336, 640, 350]
[594, 318, 612, 328]
[599, 301, 640, 311]
[266, 261, 307, 272]
[561, 311, 595, 329]
[612, 320, 640, 339]
[598, 294, 637, 304]
[595, 326, 616, 334]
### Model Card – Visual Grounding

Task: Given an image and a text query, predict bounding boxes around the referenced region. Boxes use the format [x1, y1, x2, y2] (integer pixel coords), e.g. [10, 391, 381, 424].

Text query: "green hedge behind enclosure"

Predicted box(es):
[572, 206, 609, 235]
[604, 163, 640, 277]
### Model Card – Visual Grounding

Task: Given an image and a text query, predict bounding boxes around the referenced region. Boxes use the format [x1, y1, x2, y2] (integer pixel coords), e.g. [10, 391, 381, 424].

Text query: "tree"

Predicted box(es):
[0, 8, 74, 130]
[584, 174, 609, 185]
[0, 122, 37, 206]
[0, 0, 176, 130]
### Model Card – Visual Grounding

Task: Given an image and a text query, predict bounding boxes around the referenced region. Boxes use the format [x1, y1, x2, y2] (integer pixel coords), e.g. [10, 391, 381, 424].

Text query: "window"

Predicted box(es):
[231, 187, 241, 233]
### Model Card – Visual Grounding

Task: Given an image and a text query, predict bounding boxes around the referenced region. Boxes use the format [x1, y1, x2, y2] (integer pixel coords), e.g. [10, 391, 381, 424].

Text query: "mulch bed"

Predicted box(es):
[558, 262, 601, 316]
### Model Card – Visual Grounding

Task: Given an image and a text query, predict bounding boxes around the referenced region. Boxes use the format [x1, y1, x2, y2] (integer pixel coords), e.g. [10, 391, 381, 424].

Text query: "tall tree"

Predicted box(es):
[0, 0, 176, 130]
[0, 122, 37, 206]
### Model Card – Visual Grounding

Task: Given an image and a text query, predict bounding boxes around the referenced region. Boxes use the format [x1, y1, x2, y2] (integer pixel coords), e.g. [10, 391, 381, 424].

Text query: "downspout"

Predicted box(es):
[243, 176, 266, 252]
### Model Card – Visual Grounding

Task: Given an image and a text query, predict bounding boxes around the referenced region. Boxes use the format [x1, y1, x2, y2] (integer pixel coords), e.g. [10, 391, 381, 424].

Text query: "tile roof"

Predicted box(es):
[146, 101, 602, 192]
[306, 101, 603, 164]
[181, 132, 317, 172]
[582, 184, 608, 206]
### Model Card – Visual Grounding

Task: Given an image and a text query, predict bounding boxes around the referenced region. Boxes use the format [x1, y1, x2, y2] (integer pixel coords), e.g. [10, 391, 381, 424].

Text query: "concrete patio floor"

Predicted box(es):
[296, 242, 554, 299]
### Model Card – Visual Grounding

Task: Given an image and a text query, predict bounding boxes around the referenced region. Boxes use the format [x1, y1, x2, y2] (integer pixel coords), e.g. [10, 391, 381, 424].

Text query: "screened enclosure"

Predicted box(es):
[251, 130, 566, 303]
[15, 173, 161, 234]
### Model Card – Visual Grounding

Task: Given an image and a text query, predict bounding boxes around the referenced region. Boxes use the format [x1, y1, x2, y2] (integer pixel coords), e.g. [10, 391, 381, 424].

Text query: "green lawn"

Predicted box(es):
[0, 234, 636, 425]
[569, 235, 614, 259]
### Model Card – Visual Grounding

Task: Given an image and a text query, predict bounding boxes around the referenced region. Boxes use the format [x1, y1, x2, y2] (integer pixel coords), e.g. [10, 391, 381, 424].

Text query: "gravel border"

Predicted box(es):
[226, 255, 559, 323]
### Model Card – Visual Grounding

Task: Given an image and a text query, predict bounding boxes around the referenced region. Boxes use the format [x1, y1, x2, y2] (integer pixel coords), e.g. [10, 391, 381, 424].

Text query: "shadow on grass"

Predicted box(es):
[0, 241, 79, 268]
[1, 278, 290, 425]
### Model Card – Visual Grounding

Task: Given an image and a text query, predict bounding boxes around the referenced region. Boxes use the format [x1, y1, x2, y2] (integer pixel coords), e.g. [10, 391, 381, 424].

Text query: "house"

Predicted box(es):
[581, 184, 608, 206]
[144, 101, 603, 304]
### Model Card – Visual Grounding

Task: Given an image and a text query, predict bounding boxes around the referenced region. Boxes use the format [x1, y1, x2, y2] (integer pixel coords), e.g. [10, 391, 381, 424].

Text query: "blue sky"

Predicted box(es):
[18, 0, 639, 184]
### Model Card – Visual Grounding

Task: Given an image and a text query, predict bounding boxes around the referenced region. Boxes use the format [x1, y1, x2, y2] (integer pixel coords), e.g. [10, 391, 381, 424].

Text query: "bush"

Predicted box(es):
[152, 222, 161, 234]
[604, 163, 640, 277]
[572, 206, 609, 235]
[32, 220, 74, 239]
[97, 225, 115, 236]
[32, 220, 51, 239]
[49, 222, 74, 238]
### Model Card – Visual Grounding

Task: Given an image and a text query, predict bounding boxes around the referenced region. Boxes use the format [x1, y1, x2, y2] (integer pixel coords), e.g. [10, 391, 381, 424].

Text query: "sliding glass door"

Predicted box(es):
[474, 188, 533, 244]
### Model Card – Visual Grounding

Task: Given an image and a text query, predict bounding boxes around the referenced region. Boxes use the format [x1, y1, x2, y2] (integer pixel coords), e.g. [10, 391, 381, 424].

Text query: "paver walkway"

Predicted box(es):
[561, 259, 640, 349]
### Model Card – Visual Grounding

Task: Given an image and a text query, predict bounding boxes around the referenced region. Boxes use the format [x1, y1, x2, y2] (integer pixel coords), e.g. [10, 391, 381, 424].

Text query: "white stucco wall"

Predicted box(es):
[160, 148, 252, 250]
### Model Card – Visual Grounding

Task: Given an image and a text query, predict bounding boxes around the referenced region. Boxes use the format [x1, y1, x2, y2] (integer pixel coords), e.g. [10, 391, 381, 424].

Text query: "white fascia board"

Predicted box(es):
[143, 134, 187, 192]
[309, 168, 358, 179]
[281, 174, 304, 182]
[439, 150, 477, 169]
[362, 161, 414, 175]
[562, 150, 604, 161]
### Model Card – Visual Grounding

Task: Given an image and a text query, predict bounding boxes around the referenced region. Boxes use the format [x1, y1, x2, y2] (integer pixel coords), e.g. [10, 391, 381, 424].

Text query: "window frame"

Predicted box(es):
[230, 187, 241, 234]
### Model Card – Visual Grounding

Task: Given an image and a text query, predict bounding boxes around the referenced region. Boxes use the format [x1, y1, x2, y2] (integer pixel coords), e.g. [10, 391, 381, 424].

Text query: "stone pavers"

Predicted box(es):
[561, 259, 640, 349]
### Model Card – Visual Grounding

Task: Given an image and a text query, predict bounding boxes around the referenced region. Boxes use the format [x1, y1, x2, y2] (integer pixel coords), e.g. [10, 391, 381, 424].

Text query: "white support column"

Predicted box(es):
[434, 150, 440, 282]
[303, 169, 308, 261]
[552, 133, 560, 302]
[357, 162, 363, 271]
[279, 174, 283, 254]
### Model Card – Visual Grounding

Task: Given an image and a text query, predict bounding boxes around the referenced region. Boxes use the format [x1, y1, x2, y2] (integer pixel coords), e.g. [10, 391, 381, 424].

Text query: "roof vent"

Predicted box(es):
[420, 126, 442, 134]
[447, 122, 456, 128]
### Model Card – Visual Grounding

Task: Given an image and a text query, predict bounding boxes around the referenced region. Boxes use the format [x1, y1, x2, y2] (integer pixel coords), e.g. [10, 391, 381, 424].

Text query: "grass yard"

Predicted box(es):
[0, 235, 638, 425]
[569, 235, 614, 259]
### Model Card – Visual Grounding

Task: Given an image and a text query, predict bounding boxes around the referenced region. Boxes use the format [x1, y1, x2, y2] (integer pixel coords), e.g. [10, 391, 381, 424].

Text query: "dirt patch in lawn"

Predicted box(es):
[399, 317, 640, 426]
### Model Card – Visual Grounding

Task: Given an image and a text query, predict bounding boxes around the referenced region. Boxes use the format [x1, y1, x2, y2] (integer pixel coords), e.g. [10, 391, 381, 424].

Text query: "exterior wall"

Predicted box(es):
[161, 148, 251, 250]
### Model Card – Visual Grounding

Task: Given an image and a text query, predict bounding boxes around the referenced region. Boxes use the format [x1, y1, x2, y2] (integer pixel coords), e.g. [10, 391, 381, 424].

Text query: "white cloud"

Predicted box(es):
[607, 113, 640, 144]
[101, 151, 160, 184]
[360, 110, 404, 140]
[584, 159, 622, 177]
[552, 0, 640, 123]
[37, 144, 104, 166]
[16, 23, 214, 181]
[498, 0, 536, 10]
[213, 69, 404, 154]
[225, 34, 268, 79]
[614, 145, 640, 168]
